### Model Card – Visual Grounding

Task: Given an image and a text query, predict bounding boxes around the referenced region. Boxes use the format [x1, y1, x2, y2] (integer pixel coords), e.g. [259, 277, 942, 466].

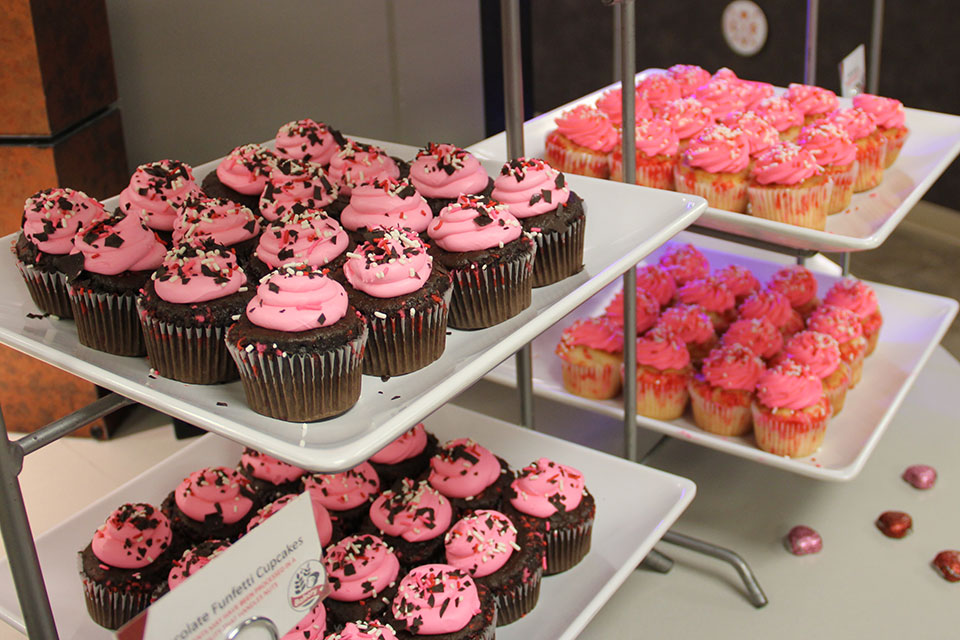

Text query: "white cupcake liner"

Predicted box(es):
[69, 288, 146, 356]
[824, 161, 858, 214]
[16, 262, 73, 318]
[361, 286, 452, 376]
[747, 179, 831, 231]
[854, 133, 888, 192]
[530, 214, 585, 288]
[560, 359, 622, 400]
[137, 303, 238, 384]
[448, 243, 536, 330]
[688, 382, 753, 436]
[674, 163, 749, 213]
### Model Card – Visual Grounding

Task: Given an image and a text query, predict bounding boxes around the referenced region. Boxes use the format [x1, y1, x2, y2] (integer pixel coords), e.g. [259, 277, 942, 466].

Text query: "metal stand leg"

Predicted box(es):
[841, 252, 851, 276]
[639, 548, 674, 574]
[516, 345, 535, 429]
[804, 0, 819, 85]
[868, 0, 885, 94]
[661, 531, 769, 608]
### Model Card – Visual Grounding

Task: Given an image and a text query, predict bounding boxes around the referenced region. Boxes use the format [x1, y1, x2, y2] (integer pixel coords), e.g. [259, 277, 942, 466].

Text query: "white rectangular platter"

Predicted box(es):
[486, 232, 959, 481]
[0, 137, 705, 472]
[467, 71, 960, 253]
[0, 403, 696, 640]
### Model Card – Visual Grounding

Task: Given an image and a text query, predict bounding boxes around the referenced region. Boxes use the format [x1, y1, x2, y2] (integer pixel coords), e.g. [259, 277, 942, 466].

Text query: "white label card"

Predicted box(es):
[840, 44, 867, 98]
[116, 492, 327, 640]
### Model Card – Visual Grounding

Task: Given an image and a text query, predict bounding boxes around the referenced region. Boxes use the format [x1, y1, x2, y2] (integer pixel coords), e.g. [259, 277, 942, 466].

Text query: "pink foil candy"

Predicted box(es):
[902, 464, 937, 490]
[785, 525, 822, 555]
[876, 511, 912, 539]
[933, 550, 960, 582]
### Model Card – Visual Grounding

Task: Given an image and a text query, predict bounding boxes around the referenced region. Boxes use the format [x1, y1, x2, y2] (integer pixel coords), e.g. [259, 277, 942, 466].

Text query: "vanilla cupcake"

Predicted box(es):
[609, 118, 680, 190]
[747, 142, 830, 231]
[853, 94, 909, 167]
[797, 122, 859, 214]
[783, 83, 839, 126]
[660, 97, 715, 152]
[823, 278, 883, 356]
[544, 105, 619, 179]
[825, 108, 887, 192]
[594, 87, 654, 128]
[666, 64, 711, 97]
[689, 343, 765, 436]
[555, 317, 624, 400]
[637, 73, 683, 114]
[752, 96, 805, 142]
[675, 125, 751, 212]
[752, 360, 830, 457]
[629, 326, 692, 420]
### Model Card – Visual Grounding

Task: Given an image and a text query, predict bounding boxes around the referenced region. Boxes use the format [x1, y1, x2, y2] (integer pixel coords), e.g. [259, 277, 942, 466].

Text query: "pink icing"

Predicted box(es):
[659, 243, 710, 285]
[721, 111, 779, 156]
[721, 318, 783, 359]
[602, 287, 660, 332]
[660, 97, 714, 141]
[629, 118, 680, 157]
[752, 96, 804, 133]
[119, 160, 200, 231]
[594, 88, 654, 126]
[445, 510, 519, 578]
[637, 73, 682, 111]
[694, 78, 751, 120]
[255, 209, 348, 270]
[173, 196, 260, 247]
[428, 438, 502, 499]
[715, 264, 760, 299]
[327, 621, 398, 640]
[750, 142, 822, 186]
[755, 360, 824, 410]
[807, 304, 864, 343]
[343, 228, 433, 298]
[825, 108, 877, 141]
[743, 81, 776, 109]
[275, 119, 341, 166]
[91, 503, 172, 569]
[767, 266, 819, 308]
[676, 276, 735, 313]
[392, 564, 481, 635]
[784, 83, 839, 117]
[327, 140, 401, 196]
[556, 317, 624, 355]
[410, 143, 490, 199]
[635, 326, 691, 371]
[427, 195, 522, 252]
[259, 168, 338, 223]
[667, 64, 712, 97]
[553, 105, 619, 152]
[240, 448, 306, 486]
[701, 343, 765, 391]
[852, 94, 906, 129]
[153, 244, 245, 304]
[491, 157, 571, 219]
[168, 541, 231, 590]
[823, 278, 879, 318]
[215, 144, 277, 196]
[684, 125, 750, 173]
[783, 330, 841, 378]
[72, 211, 166, 275]
[245, 494, 334, 547]
[303, 462, 380, 512]
[369, 479, 452, 543]
[324, 534, 400, 602]
[635, 264, 676, 306]
[246, 265, 349, 331]
[712, 67, 739, 81]
[174, 467, 255, 525]
[738, 289, 794, 330]
[370, 423, 428, 465]
[340, 178, 433, 233]
[657, 304, 716, 344]
[509, 458, 585, 518]
[283, 601, 327, 640]
[797, 122, 858, 167]
[21, 188, 104, 255]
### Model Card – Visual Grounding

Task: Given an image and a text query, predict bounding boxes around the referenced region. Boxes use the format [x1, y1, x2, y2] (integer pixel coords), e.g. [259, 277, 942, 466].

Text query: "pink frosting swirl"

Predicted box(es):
[635, 326, 691, 371]
[738, 289, 794, 330]
[283, 601, 327, 640]
[784, 83, 839, 117]
[677, 276, 735, 313]
[259, 168, 338, 223]
[667, 64, 712, 97]
[721, 317, 783, 359]
[660, 97, 714, 141]
[684, 125, 750, 173]
[343, 228, 432, 298]
[370, 423, 429, 465]
[245, 494, 334, 547]
[755, 360, 824, 410]
[72, 211, 166, 275]
[303, 462, 380, 512]
[392, 564, 481, 635]
[340, 178, 433, 233]
[556, 317, 624, 355]
[825, 108, 877, 141]
[712, 67, 739, 81]
[275, 119, 341, 166]
[694, 78, 750, 120]
[509, 458, 586, 518]
[369, 478, 452, 543]
[701, 343, 765, 391]
[767, 266, 819, 308]
[255, 209, 348, 270]
[427, 195, 522, 252]
[807, 304, 864, 343]
[91, 503, 172, 569]
[637, 74, 682, 111]
[491, 157, 571, 219]
[783, 330, 842, 378]
[797, 122, 857, 167]
[594, 88, 654, 126]
[168, 540, 231, 590]
[721, 111, 779, 156]
[328, 140, 401, 196]
[173, 196, 260, 247]
[553, 105, 619, 152]
[658, 243, 710, 285]
[153, 244, 245, 304]
[327, 621, 398, 640]
[753, 96, 804, 133]
[743, 81, 776, 109]
[852, 94, 906, 129]
[246, 265, 349, 331]
[324, 534, 401, 602]
[428, 438, 502, 499]
[445, 510, 519, 578]
[629, 118, 680, 157]
[21, 188, 104, 255]
[657, 304, 715, 344]
[409, 143, 490, 199]
[174, 467, 255, 525]
[823, 278, 879, 318]
[751, 142, 822, 186]
[215, 144, 277, 196]
[119, 160, 200, 231]
[240, 448, 305, 486]
[715, 264, 760, 299]
[602, 287, 661, 333]
[635, 264, 676, 306]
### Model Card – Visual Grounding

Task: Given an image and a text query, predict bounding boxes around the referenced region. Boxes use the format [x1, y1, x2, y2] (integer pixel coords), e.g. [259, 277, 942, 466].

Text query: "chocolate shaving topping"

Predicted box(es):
[541, 189, 552, 204]
[528, 193, 542, 206]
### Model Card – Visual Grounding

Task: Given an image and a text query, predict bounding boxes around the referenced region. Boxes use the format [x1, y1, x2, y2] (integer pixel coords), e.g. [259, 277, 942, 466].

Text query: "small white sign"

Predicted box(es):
[722, 1, 768, 57]
[840, 44, 867, 97]
[116, 493, 327, 640]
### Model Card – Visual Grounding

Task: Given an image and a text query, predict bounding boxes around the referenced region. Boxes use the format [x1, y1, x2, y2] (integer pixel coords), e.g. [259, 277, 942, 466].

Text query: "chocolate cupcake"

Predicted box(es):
[328, 140, 403, 204]
[152, 539, 231, 599]
[491, 157, 585, 287]
[247, 207, 351, 283]
[339, 177, 433, 242]
[274, 118, 342, 168]
[302, 462, 380, 535]
[160, 466, 259, 546]
[245, 493, 340, 548]
[325, 621, 399, 640]
[369, 423, 439, 489]
[408, 143, 493, 216]
[173, 195, 262, 265]
[342, 228, 452, 376]
[365, 478, 453, 568]
[259, 157, 343, 222]
[285, 600, 328, 640]
[427, 439, 511, 519]
[237, 447, 307, 502]
[323, 534, 401, 627]
[118, 159, 200, 243]
[389, 564, 496, 639]
[201, 143, 277, 212]
[14, 187, 104, 317]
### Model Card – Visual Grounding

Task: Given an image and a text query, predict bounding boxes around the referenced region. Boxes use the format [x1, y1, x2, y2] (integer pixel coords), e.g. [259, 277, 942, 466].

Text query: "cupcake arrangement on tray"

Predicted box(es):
[79, 423, 595, 637]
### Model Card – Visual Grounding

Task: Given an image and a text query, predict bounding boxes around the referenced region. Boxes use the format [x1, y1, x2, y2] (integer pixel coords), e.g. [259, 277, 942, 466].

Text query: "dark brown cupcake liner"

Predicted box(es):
[138, 304, 238, 384]
[226, 327, 367, 422]
[544, 518, 594, 575]
[361, 287, 452, 376]
[530, 214, 585, 288]
[494, 565, 543, 626]
[80, 573, 152, 630]
[69, 288, 146, 356]
[448, 244, 536, 330]
[16, 262, 73, 318]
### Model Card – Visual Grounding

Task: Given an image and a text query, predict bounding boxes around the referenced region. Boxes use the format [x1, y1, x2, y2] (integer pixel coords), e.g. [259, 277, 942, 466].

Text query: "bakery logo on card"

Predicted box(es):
[288, 559, 329, 610]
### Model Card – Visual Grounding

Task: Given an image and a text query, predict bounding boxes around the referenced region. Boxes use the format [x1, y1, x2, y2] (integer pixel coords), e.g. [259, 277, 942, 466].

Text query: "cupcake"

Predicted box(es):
[328, 139, 403, 199]
[738, 289, 799, 337]
[408, 143, 493, 215]
[721, 317, 783, 361]
[660, 97, 715, 152]
[797, 122, 859, 214]
[752, 96, 805, 142]
[630, 326, 693, 420]
[783, 83, 839, 126]
[807, 304, 868, 387]
[503, 458, 594, 575]
[656, 304, 717, 365]
[68, 209, 166, 356]
[693, 78, 750, 121]
[159, 539, 231, 597]
[688, 343, 765, 436]
[202, 143, 277, 211]
[715, 264, 760, 305]
[554, 316, 624, 400]
[339, 177, 433, 238]
[602, 285, 660, 333]
[825, 108, 887, 192]
[79, 503, 176, 629]
[118, 159, 200, 240]
[445, 510, 545, 626]
[369, 423, 440, 490]
[274, 118, 343, 167]
[427, 438, 512, 518]
[658, 243, 710, 286]
[637, 73, 682, 113]
[259, 161, 341, 223]
[247, 207, 351, 283]
[635, 264, 677, 308]
[767, 265, 820, 317]
[237, 448, 306, 502]
[246, 492, 340, 547]
[342, 227, 452, 376]
[225, 264, 368, 422]
[752, 360, 830, 457]
[491, 157, 585, 287]
[366, 478, 453, 567]
[426, 195, 535, 330]
[747, 142, 830, 231]
[852, 94, 909, 167]
[543, 105, 619, 179]
[742, 81, 776, 110]
[674, 125, 751, 213]
[675, 276, 737, 333]
[326, 621, 398, 640]
[778, 330, 850, 415]
[666, 64, 712, 97]
[302, 462, 381, 535]
[173, 195, 262, 264]
[323, 534, 401, 626]
[823, 278, 883, 356]
[160, 467, 259, 545]
[284, 601, 328, 640]
[14, 187, 104, 317]
[594, 87, 653, 128]
[608, 119, 680, 190]
[389, 564, 496, 638]
[721, 111, 779, 160]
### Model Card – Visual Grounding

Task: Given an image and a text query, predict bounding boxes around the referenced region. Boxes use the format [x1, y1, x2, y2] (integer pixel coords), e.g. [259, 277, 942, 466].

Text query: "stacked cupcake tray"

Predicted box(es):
[485, 232, 959, 481]
[467, 70, 960, 253]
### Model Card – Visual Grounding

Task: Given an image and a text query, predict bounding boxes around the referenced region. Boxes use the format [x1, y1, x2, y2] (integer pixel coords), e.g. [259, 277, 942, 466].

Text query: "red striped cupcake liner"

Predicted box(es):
[674, 163, 749, 213]
[609, 152, 678, 190]
[747, 176, 831, 231]
[853, 131, 888, 192]
[544, 131, 610, 179]
[882, 127, 909, 167]
[560, 358, 622, 400]
[751, 400, 830, 458]
[688, 380, 753, 436]
[823, 161, 858, 214]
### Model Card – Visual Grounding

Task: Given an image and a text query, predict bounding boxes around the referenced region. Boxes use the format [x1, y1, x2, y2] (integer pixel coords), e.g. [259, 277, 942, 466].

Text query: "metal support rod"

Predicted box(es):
[841, 252, 851, 276]
[686, 225, 819, 260]
[803, 0, 819, 85]
[17, 392, 133, 458]
[639, 548, 674, 573]
[868, 0, 884, 94]
[662, 531, 769, 608]
[516, 345, 535, 429]
[796, 255, 807, 266]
